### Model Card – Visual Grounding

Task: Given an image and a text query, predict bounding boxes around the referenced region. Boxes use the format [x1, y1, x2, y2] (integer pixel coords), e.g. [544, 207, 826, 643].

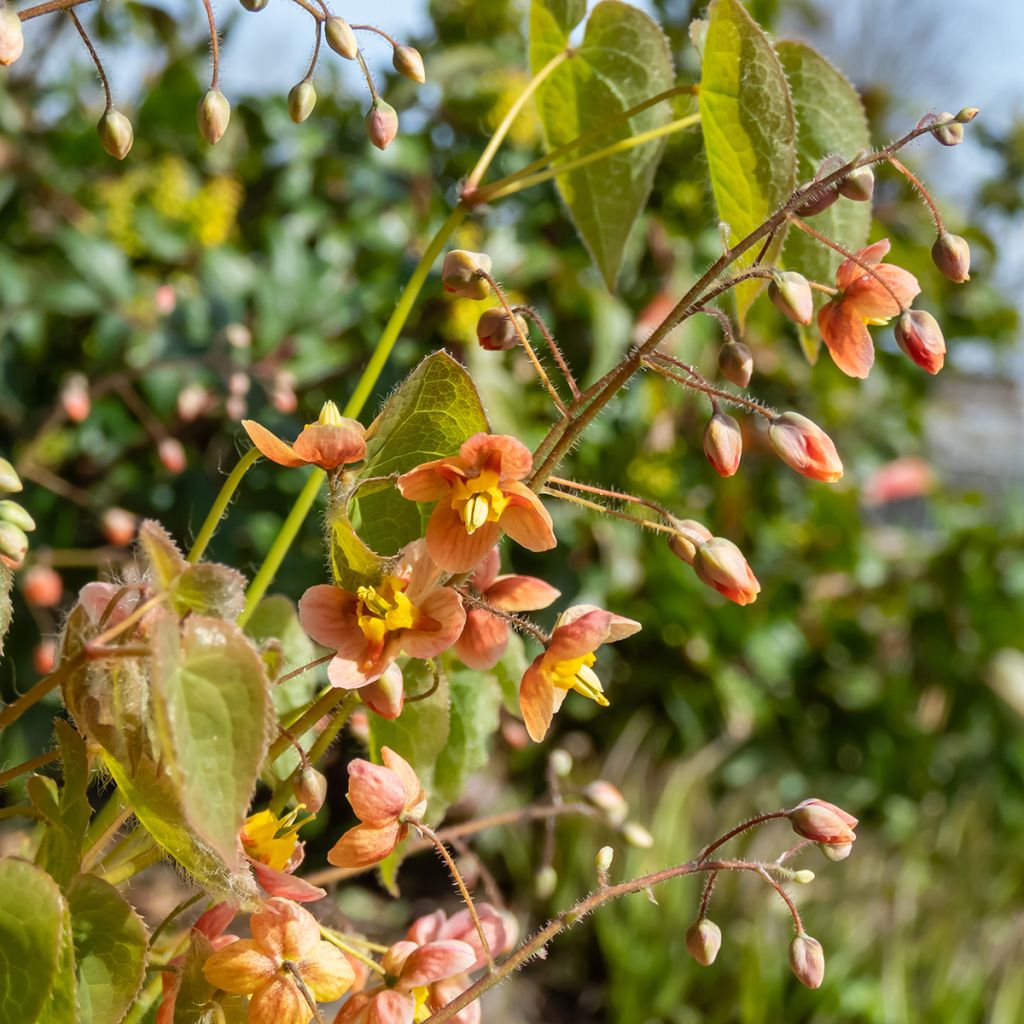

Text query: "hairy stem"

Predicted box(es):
[199, 0, 220, 89]
[67, 9, 111, 109]
[187, 446, 261, 563]
[513, 306, 580, 398]
[0, 750, 60, 787]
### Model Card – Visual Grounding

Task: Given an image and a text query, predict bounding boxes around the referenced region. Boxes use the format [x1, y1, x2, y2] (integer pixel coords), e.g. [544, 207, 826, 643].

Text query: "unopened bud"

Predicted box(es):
[549, 749, 573, 778]
[97, 109, 134, 160]
[393, 44, 425, 84]
[0, 522, 29, 566]
[667, 518, 713, 566]
[0, 458, 22, 493]
[0, 8, 24, 66]
[931, 232, 971, 283]
[838, 165, 874, 202]
[932, 112, 964, 147]
[366, 98, 398, 151]
[621, 822, 654, 849]
[348, 708, 370, 744]
[718, 340, 753, 388]
[177, 383, 212, 423]
[894, 309, 945, 375]
[288, 81, 317, 124]
[229, 371, 251, 397]
[787, 798, 858, 845]
[768, 272, 813, 326]
[789, 933, 825, 989]
[22, 565, 62, 608]
[101, 507, 137, 547]
[768, 412, 843, 483]
[703, 409, 742, 478]
[61, 373, 91, 423]
[476, 307, 526, 351]
[197, 89, 231, 145]
[226, 395, 247, 421]
[239, 0, 269, 10]
[685, 918, 722, 966]
[583, 780, 628, 826]
[294, 765, 327, 813]
[819, 841, 852, 862]
[795, 184, 838, 217]
[325, 17, 358, 59]
[792, 869, 816, 885]
[224, 323, 251, 349]
[693, 537, 760, 606]
[442, 250, 493, 300]
[595, 846, 614, 874]
[0, 500, 35, 533]
[534, 865, 557, 900]
[955, 107, 980, 124]
[158, 438, 187, 475]
[34, 639, 56, 675]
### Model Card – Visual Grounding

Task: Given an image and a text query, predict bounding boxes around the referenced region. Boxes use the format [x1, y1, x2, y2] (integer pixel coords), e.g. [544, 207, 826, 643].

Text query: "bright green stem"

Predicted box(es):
[268, 686, 350, 763]
[187, 446, 261, 564]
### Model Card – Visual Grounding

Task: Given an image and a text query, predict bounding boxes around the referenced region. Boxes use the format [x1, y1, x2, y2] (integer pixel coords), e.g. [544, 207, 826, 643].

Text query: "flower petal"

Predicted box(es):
[520, 657, 556, 743]
[454, 608, 509, 671]
[292, 422, 367, 470]
[818, 300, 875, 379]
[548, 607, 640, 660]
[347, 759, 406, 825]
[250, 860, 327, 903]
[334, 991, 373, 1024]
[298, 585, 359, 649]
[396, 459, 457, 502]
[406, 910, 447, 947]
[381, 747, 425, 810]
[369, 990, 417, 1024]
[459, 433, 533, 480]
[486, 574, 560, 612]
[399, 940, 477, 988]
[248, 977, 307, 1024]
[402, 585, 466, 660]
[835, 238, 890, 289]
[361, 662, 405, 719]
[845, 264, 920, 320]
[243, 420, 307, 468]
[252, 898, 322, 962]
[299, 940, 356, 1001]
[425, 505, 501, 573]
[202, 939, 278, 995]
[194, 901, 237, 940]
[498, 483, 556, 552]
[327, 821, 403, 869]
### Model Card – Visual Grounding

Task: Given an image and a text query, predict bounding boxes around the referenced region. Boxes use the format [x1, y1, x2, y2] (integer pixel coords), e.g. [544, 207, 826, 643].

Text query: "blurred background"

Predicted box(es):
[2, 1, 1023, 1021]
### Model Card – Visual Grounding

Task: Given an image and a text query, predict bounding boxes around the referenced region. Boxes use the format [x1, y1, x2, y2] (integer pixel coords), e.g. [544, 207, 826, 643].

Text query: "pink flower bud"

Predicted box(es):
[789, 933, 825, 989]
[795, 184, 838, 217]
[226, 395, 247, 421]
[33, 639, 56, 675]
[197, 89, 231, 145]
[177, 383, 211, 422]
[931, 232, 971, 283]
[154, 284, 176, 315]
[366, 98, 399, 151]
[325, 16, 358, 59]
[22, 565, 63, 608]
[931, 112, 963, 147]
[838, 165, 874, 202]
[101, 507, 137, 547]
[393, 44, 425, 84]
[61, 374, 91, 423]
[476, 307, 526, 351]
[583, 780, 628, 826]
[768, 272, 814, 325]
[718, 340, 753, 388]
[442, 250, 493, 300]
[158, 438, 186, 475]
[768, 412, 843, 483]
[229, 371, 250, 397]
[288, 81, 317, 124]
[693, 537, 761, 606]
[703, 409, 742, 477]
[0, 8, 24, 66]
[685, 918, 722, 966]
[787, 798, 858, 845]
[667, 518, 713, 565]
[293, 764, 327, 813]
[894, 309, 945, 375]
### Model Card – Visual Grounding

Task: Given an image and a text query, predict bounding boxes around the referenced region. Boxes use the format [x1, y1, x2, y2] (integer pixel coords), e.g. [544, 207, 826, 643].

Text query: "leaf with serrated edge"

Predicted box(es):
[531, 1, 675, 289]
[699, 0, 796, 326]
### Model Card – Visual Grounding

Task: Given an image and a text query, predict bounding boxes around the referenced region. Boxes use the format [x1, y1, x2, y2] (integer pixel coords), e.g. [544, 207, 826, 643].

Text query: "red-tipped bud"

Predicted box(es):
[0, 8, 24, 66]
[894, 309, 945, 375]
[101, 507, 137, 547]
[0, 522, 28, 567]
[0, 500, 34, 532]
[768, 412, 843, 483]
[366, 98, 398, 151]
[789, 933, 825, 989]
[476, 307, 526, 351]
[325, 17, 358, 59]
[393, 44, 425, 84]
[931, 232, 971, 283]
[703, 410, 742, 477]
[693, 537, 760, 606]
[33, 639, 56, 675]
[685, 919, 722, 966]
[838, 165, 874, 202]
[583, 780, 628, 826]
[197, 89, 231, 145]
[442, 250, 493, 300]
[718, 340, 753, 388]
[787, 798, 858, 845]
[22, 565, 63, 608]
[667, 518, 713, 565]
[932, 112, 964, 147]
[158, 438, 186, 474]
[0, 458, 22, 493]
[768, 272, 813, 325]
[61, 373, 91, 423]
[97, 109, 134, 160]
[288, 81, 317, 124]
[239, 0, 269, 10]
[294, 765, 327, 813]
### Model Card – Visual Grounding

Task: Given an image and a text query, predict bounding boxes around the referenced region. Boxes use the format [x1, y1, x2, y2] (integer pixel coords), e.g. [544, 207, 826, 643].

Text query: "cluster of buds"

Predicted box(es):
[0, 457, 34, 569]
[794, 154, 874, 219]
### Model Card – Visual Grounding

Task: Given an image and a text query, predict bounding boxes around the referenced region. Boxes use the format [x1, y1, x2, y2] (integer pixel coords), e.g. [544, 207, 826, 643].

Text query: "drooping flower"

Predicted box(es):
[786, 798, 858, 847]
[396, 434, 556, 573]
[327, 747, 427, 869]
[894, 309, 946, 375]
[692, 537, 761, 606]
[817, 239, 921, 378]
[455, 547, 560, 670]
[243, 401, 367, 471]
[203, 898, 355, 1024]
[240, 807, 326, 903]
[519, 606, 641, 742]
[767, 412, 843, 483]
[298, 540, 465, 690]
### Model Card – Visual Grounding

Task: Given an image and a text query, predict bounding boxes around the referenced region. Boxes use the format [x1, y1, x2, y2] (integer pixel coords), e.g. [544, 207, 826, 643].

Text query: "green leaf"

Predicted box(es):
[493, 631, 529, 716]
[67, 873, 148, 1024]
[778, 38, 871, 346]
[0, 858, 72, 1022]
[698, 0, 797, 325]
[351, 352, 489, 557]
[38, 898, 77, 1024]
[329, 507, 387, 593]
[531, 1, 675, 288]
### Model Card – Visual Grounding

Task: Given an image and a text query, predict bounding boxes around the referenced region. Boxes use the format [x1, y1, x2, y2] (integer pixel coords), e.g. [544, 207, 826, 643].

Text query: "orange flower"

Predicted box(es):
[243, 401, 366, 471]
[240, 808, 326, 904]
[455, 547, 560, 670]
[203, 899, 354, 1024]
[327, 747, 426, 869]
[396, 434, 556, 572]
[298, 540, 465, 690]
[787, 798, 858, 846]
[519, 605, 641, 742]
[817, 239, 920, 378]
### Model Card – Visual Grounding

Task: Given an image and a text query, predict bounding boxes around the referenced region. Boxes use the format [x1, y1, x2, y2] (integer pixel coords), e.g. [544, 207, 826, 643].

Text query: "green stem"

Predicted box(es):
[187, 447, 261, 564]
[267, 686, 350, 763]
[0, 750, 59, 787]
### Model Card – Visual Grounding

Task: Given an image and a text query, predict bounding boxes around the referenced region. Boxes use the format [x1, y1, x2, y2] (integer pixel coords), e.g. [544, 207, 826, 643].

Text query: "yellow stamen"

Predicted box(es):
[240, 807, 305, 870]
[356, 576, 418, 648]
[412, 987, 432, 1023]
[864, 315, 892, 327]
[548, 651, 609, 706]
[450, 469, 510, 535]
[317, 400, 344, 426]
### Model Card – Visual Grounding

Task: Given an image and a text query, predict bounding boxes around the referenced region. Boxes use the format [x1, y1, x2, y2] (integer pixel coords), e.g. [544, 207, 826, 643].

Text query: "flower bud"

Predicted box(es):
[158, 438, 186, 475]
[22, 565, 62, 608]
[33, 639, 56, 676]
[838, 165, 874, 202]
[795, 184, 838, 217]
[685, 918, 722, 966]
[288, 81, 317, 124]
[177, 383, 212, 423]
[693, 537, 760, 606]
[955, 107, 980, 124]
[239, 0, 269, 10]
[932, 112, 963, 147]
[366, 98, 398, 151]
[718, 341, 753, 388]
[789, 933, 825, 989]
[667, 518, 713, 566]
[224, 323, 251, 349]
[768, 272, 814, 326]
[595, 846, 614, 874]
[768, 412, 843, 483]
[442, 250, 493, 300]
[819, 841, 852, 862]
[476, 307, 526, 351]
[583, 780, 628, 826]
[97, 109, 134, 160]
[229, 371, 250, 397]
[392, 44, 425, 84]
[101, 507, 137, 547]
[787, 798, 858, 845]
[0, 8, 24, 67]
[703, 409, 742, 478]
[226, 395, 247, 421]
[0, 500, 35, 532]
[293, 764, 327, 813]
[325, 16, 358, 59]
[61, 373, 91, 423]
[0, 458, 22, 493]
[931, 232, 971, 283]
[549, 748, 573, 778]
[894, 309, 945, 375]
[0, 522, 29, 566]
[792, 869, 816, 884]
[197, 89, 231, 145]
[622, 822, 654, 849]
[534, 865, 557, 899]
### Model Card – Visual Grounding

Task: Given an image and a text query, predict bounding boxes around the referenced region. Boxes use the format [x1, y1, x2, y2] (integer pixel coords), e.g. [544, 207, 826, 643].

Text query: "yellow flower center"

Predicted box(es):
[240, 807, 305, 871]
[864, 315, 891, 327]
[548, 651, 608, 706]
[449, 469, 509, 535]
[412, 986, 433, 1023]
[316, 399, 344, 426]
[356, 576, 418, 649]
